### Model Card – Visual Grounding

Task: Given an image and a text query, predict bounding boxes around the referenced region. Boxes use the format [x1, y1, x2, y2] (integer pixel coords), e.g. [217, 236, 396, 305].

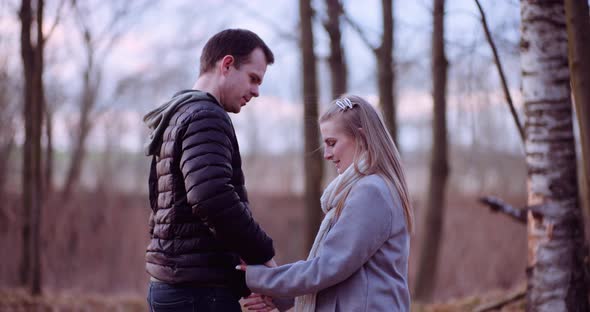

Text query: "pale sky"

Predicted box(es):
[2, 0, 524, 155]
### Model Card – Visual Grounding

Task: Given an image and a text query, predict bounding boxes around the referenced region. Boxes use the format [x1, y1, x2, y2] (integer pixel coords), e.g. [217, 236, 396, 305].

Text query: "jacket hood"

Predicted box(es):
[143, 90, 217, 156]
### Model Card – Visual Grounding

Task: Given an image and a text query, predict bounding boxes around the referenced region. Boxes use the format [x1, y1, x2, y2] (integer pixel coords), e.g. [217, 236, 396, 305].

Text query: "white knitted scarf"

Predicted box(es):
[294, 155, 368, 312]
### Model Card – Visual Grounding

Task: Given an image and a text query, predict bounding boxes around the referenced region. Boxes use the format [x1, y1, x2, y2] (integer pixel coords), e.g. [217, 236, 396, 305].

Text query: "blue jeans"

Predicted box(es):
[147, 281, 241, 312]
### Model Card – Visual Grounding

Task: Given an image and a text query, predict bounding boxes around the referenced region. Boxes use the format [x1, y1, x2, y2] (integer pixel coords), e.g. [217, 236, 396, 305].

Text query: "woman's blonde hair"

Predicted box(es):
[319, 95, 414, 233]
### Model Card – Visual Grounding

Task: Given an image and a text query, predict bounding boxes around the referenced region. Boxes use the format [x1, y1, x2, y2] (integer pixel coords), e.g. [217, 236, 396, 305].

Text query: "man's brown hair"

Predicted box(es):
[199, 29, 274, 75]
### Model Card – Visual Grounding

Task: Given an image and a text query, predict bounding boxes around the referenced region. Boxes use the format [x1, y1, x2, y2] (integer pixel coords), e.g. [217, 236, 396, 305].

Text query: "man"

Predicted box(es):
[143, 29, 276, 312]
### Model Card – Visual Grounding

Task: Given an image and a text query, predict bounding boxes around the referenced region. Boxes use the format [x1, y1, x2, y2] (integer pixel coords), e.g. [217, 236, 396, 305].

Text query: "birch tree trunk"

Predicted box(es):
[300, 0, 323, 252]
[413, 0, 449, 301]
[520, 1, 589, 310]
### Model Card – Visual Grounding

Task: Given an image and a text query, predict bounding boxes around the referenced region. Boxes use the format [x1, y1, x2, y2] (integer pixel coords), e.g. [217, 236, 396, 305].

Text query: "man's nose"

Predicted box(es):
[251, 85, 259, 97]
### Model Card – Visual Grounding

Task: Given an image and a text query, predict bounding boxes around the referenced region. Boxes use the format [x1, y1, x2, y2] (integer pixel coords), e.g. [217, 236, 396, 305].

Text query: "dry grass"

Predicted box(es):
[0, 288, 146, 312]
[0, 287, 526, 312]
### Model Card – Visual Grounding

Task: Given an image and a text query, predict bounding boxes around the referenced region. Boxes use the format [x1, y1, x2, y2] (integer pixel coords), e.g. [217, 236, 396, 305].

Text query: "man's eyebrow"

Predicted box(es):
[251, 73, 262, 84]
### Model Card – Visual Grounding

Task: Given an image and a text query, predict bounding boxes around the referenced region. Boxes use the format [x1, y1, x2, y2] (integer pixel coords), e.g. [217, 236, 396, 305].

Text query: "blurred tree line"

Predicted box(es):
[3, 0, 589, 309]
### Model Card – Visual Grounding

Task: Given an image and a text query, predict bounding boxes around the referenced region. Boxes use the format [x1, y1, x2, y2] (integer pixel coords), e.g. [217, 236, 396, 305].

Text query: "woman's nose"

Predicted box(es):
[324, 149, 332, 160]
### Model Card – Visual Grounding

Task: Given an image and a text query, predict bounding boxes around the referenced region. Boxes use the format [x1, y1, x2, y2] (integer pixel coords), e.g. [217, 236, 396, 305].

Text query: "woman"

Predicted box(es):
[238, 95, 414, 312]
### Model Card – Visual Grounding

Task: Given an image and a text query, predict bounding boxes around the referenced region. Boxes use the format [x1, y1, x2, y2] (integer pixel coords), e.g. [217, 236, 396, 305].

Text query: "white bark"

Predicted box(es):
[520, 1, 589, 311]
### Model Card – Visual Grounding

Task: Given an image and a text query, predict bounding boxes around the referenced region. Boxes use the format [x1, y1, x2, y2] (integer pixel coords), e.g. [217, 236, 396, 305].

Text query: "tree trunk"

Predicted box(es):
[341, 1, 396, 143]
[564, 0, 590, 241]
[413, 0, 449, 302]
[377, 0, 397, 144]
[323, 0, 347, 99]
[299, 0, 323, 253]
[520, 0, 589, 310]
[19, 0, 44, 295]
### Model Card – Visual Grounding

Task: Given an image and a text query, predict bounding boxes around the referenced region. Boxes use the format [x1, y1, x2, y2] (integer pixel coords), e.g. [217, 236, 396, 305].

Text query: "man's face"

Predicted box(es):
[219, 48, 267, 113]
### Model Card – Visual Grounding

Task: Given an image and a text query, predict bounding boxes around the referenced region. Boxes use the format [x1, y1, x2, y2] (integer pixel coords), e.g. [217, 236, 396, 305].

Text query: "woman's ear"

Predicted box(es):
[357, 128, 368, 149]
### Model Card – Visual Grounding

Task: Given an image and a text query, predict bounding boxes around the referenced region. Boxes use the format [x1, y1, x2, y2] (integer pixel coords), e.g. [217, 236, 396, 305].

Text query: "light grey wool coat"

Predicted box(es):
[246, 174, 410, 312]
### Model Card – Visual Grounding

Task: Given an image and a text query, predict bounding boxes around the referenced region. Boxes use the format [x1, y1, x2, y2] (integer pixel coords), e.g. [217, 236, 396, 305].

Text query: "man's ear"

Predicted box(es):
[220, 55, 235, 73]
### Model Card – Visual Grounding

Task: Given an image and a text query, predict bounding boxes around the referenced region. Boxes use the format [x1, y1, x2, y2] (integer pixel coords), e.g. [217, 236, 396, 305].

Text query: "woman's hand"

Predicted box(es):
[237, 258, 279, 311]
[242, 293, 277, 312]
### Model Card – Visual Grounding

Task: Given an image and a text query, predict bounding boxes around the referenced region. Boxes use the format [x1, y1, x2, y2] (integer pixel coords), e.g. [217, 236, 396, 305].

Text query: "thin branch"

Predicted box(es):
[71, 0, 92, 50]
[94, 0, 153, 49]
[226, 0, 298, 42]
[342, 12, 378, 52]
[474, 0, 525, 145]
[43, 0, 66, 44]
[478, 196, 527, 224]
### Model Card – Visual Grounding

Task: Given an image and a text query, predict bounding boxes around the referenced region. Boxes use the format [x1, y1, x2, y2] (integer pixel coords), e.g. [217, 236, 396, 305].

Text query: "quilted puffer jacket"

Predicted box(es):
[144, 90, 275, 296]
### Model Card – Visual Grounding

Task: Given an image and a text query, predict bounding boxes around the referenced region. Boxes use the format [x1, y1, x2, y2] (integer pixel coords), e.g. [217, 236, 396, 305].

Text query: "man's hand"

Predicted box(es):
[236, 258, 276, 271]
[242, 293, 277, 312]
[264, 258, 277, 268]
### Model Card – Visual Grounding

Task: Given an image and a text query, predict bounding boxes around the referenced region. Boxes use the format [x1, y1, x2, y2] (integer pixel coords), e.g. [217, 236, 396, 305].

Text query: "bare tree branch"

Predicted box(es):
[342, 13, 377, 52]
[43, 0, 66, 44]
[474, 0, 525, 145]
[95, 0, 152, 57]
[227, 0, 298, 42]
[479, 196, 527, 223]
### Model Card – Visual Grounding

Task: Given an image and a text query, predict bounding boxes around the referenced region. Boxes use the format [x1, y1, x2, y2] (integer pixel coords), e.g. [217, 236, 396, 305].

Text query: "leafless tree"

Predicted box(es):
[299, 0, 323, 252]
[61, 0, 149, 200]
[19, 0, 45, 295]
[322, 0, 347, 99]
[344, 0, 397, 143]
[413, 0, 449, 301]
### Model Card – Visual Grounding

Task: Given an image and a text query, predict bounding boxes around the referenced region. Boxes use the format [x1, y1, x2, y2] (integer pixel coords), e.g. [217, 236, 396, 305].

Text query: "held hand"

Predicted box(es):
[264, 258, 277, 268]
[235, 258, 276, 271]
[243, 293, 277, 312]
[236, 258, 248, 271]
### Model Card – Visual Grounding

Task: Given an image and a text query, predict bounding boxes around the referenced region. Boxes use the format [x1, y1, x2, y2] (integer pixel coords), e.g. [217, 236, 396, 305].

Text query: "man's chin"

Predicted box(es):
[223, 104, 241, 114]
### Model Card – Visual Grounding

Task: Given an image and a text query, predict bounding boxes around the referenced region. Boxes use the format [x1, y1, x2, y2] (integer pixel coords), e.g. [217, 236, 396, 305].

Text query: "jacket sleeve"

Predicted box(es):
[179, 108, 274, 264]
[246, 178, 405, 297]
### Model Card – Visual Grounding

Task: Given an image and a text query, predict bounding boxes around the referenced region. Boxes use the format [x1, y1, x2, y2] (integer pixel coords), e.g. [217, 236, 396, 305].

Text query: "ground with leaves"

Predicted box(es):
[0, 287, 526, 311]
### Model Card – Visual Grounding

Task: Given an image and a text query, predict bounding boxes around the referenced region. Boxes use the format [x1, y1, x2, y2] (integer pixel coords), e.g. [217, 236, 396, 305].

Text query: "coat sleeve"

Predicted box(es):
[179, 108, 274, 264]
[246, 178, 402, 297]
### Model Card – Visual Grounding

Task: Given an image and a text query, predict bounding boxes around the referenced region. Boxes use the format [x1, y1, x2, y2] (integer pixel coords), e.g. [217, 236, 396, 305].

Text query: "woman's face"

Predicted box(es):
[320, 118, 357, 174]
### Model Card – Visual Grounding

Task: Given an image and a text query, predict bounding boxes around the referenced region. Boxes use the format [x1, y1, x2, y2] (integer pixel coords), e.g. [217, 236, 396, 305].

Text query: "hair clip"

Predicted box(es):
[335, 98, 353, 110]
